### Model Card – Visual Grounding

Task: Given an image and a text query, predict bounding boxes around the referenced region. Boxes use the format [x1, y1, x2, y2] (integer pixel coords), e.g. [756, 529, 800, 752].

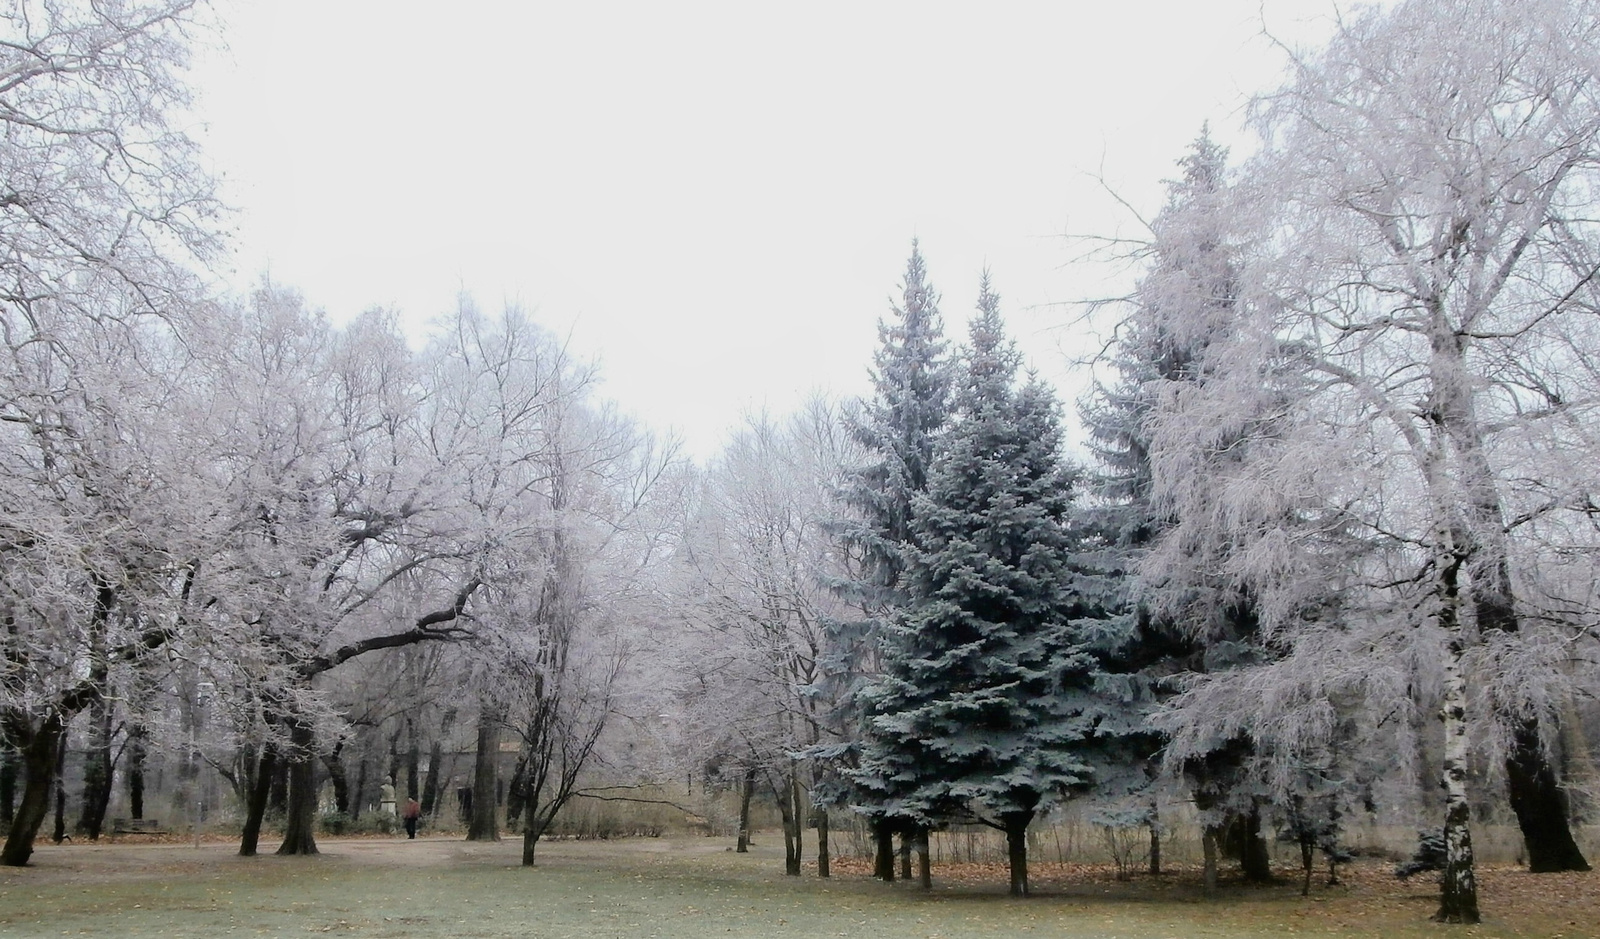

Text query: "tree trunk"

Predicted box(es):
[75, 692, 113, 840]
[873, 818, 896, 882]
[466, 707, 499, 842]
[323, 747, 350, 815]
[275, 720, 320, 856]
[1, 715, 67, 866]
[916, 826, 930, 890]
[1201, 824, 1219, 898]
[51, 735, 66, 844]
[1436, 626, 1481, 923]
[519, 774, 552, 866]
[1432, 315, 1588, 875]
[1506, 716, 1590, 872]
[1299, 831, 1315, 898]
[405, 717, 420, 801]
[268, 754, 288, 816]
[815, 806, 830, 878]
[420, 740, 445, 817]
[504, 754, 529, 828]
[736, 766, 755, 853]
[1149, 809, 1162, 876]
[351, 754, 369, 821]
[0, 744, 16, 827]
[239, 744, 277, 856]
[1004, 810, 1033, 897]
[899, 829, 912, 880]
[125, 727, 146, 820]
[776, 771, 802, 876]
[1238, 803, 1272, 883]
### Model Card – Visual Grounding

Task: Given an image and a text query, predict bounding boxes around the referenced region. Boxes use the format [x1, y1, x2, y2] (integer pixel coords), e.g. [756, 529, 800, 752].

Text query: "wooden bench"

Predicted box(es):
[110, 818, 168, 838]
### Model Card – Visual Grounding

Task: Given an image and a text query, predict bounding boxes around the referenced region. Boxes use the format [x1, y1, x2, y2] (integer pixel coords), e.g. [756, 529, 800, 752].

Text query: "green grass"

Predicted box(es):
[0, 835, 1587, 938]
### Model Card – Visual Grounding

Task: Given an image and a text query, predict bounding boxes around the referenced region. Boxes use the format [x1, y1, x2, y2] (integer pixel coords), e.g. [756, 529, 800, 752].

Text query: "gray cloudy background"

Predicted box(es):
[191, 1, 1348, 458]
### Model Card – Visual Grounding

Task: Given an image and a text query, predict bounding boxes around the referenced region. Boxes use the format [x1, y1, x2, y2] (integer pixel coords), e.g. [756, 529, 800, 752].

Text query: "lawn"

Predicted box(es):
[0, 834, 1592, 938]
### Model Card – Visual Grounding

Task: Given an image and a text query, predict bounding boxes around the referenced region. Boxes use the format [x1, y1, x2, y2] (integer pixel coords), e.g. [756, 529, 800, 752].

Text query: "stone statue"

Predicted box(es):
[380, 777, 397, 817]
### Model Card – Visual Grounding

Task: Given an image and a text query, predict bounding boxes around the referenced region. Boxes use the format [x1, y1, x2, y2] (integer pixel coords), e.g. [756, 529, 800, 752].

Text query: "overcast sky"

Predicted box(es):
[189, 1, 1354, 461]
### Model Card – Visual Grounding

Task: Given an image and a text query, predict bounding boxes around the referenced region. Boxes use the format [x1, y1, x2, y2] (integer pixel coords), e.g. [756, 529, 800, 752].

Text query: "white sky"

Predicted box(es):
[188, 1, 1353, 461]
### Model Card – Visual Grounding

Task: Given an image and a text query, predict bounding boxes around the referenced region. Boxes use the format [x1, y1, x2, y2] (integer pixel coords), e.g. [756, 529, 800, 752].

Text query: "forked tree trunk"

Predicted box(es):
[776, 771, 802, 876]
[466, 708, 499, 842]
[239, 744, 277, 856]
[1431, 314, 1588, 875]
[276, 720, 320, 856]
[1, 714, 67, 866]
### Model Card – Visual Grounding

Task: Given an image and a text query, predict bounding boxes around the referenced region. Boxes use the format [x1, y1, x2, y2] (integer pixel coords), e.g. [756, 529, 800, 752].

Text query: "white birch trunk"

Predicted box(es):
[1436, 554, 1480, 924]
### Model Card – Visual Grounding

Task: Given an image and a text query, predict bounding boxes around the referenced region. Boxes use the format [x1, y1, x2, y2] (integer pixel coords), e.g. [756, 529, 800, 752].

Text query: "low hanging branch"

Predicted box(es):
[571, 785, 700, 815]
[298, 577, 482, 679]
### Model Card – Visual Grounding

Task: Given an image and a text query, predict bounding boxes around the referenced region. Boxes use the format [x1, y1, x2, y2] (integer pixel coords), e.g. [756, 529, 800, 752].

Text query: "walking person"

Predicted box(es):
[402, 797, 421, 840]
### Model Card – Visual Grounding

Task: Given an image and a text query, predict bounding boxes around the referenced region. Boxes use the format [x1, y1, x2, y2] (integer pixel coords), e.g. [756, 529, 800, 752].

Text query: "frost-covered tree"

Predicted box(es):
[1239, 0, 1600, 910]
[0, 0, 222, 867]
[678, 402, 857, 876]
[820, 241, 952, 879]
[856, 277, 1102, 897]
[1138, 0, 1600, 922]
[1080, 127, 1245, 876]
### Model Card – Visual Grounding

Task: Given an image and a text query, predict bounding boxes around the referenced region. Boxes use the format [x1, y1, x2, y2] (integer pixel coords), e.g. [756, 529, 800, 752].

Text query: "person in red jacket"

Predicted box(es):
[402, 798, 421, 839]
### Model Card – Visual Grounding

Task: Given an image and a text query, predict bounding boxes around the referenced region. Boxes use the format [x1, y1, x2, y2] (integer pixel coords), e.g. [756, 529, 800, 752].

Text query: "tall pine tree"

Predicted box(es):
[817, 241, 952, 880]
[1082, 128, 1279, 886]
[855, 275, 1103, 897]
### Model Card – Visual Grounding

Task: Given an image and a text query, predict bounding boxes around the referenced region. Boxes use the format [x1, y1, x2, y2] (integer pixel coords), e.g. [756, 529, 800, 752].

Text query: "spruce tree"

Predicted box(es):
[856, 276, 1102, 897]
[1080, 128, 1279, 885]
[817, 241, 951, 880]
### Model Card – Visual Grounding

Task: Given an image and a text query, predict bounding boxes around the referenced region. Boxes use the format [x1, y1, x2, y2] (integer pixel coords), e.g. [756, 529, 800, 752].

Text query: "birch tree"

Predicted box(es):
[1249, 0, 1600, 893]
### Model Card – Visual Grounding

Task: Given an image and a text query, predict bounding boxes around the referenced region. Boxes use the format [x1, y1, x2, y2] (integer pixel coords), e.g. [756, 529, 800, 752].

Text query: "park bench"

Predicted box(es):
[109, 818, 168, 839]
